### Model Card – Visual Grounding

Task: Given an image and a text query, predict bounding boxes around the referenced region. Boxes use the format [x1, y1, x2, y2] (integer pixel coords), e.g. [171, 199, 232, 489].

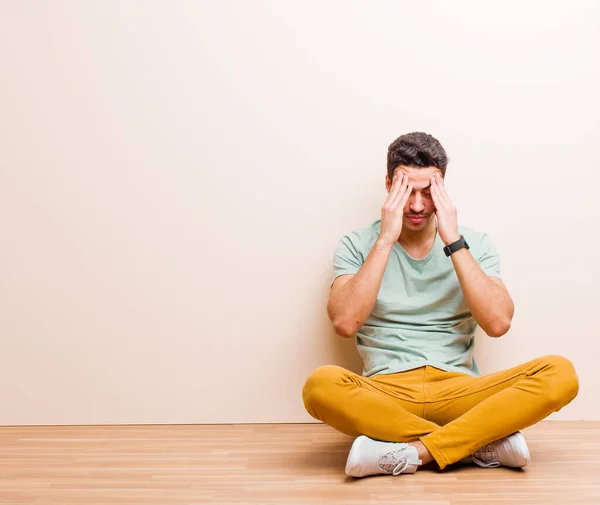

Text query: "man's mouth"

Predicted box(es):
[407, 215, 427, 223]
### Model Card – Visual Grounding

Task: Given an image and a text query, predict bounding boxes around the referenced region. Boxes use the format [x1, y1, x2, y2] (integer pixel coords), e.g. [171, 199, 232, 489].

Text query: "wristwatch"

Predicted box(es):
[443, 235, 470, 257]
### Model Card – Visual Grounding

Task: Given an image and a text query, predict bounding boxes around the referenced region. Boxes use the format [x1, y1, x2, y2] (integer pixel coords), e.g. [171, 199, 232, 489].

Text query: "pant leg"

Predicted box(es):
[420, 355, 580, 469]
[302, 365, 440, 441]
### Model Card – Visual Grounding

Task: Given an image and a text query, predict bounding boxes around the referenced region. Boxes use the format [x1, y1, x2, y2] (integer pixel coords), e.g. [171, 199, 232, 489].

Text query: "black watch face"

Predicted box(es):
[445, 238, 468, 256]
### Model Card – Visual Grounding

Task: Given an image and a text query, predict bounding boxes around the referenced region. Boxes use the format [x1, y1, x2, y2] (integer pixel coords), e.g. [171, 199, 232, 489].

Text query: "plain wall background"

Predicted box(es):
[0, 0, 598, 425]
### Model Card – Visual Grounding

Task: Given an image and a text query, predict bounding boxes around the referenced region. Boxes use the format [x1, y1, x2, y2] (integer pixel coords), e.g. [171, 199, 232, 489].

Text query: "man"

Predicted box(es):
[302, 132, 579, 477]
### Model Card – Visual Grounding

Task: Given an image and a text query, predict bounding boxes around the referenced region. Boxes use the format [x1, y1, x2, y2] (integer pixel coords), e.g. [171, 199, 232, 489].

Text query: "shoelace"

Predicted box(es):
[379, 449, 422, 475]
[471, 444, 501, 468]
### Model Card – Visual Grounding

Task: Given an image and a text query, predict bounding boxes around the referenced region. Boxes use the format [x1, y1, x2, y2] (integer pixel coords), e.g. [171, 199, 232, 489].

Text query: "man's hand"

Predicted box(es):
[430, 172, 461, 246]
[378, 172, 413, 246]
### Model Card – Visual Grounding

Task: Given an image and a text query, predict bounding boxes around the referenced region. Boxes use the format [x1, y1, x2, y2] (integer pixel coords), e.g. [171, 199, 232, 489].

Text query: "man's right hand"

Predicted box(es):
[378, 172, 413, 246]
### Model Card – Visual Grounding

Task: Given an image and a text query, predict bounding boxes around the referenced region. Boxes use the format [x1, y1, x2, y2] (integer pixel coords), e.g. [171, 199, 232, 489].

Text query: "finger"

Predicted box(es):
[433, 174, 452, 207]
[430, 176, 444, 210]
[384, 172, 403, 206]
[397, 183, 413, 210]
[387, 173, 407, 207]
[391, 175, 410, 208]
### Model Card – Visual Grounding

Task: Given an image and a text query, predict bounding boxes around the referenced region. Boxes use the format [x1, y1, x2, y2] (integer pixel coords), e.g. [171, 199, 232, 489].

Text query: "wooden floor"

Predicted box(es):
[0, 421, 598, 505]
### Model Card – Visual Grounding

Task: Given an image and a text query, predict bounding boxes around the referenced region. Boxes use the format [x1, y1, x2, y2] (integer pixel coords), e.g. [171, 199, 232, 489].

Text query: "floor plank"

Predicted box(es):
[0, 421, 598, 504]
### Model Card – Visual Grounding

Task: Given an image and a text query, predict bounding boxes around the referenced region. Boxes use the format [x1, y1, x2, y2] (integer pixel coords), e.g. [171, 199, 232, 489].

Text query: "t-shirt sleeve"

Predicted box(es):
[331, 233, 365, 287]
[476, 233, 502, 279]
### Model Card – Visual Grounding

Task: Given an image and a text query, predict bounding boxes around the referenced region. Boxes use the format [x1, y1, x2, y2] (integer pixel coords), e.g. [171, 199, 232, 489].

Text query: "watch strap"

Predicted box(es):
[443, 235, 469, 257]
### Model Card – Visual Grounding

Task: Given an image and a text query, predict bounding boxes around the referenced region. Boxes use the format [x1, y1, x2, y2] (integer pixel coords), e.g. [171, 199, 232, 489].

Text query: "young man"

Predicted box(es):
[302, 132, 579, 477]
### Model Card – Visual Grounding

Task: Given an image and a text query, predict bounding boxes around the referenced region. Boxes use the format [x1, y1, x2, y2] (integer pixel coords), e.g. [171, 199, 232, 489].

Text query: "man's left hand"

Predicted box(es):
[430, 173, 461, 246]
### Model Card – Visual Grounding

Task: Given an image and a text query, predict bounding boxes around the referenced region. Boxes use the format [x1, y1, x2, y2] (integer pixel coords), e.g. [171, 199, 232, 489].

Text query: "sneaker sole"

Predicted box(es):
[345, 435, 368, 477]
[508, 431, 531, 467]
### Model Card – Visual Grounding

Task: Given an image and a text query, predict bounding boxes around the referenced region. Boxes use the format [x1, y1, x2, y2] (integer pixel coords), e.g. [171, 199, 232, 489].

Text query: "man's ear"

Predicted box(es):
[385, 174, 391, 192]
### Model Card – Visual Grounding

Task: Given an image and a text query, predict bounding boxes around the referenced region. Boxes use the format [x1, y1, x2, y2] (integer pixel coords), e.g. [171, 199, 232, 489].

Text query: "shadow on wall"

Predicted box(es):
[291, 262, 364, 377]
[292, 275, 363, 388]
[472, 326, 505, 374]
[328, 329, 364, 375]
[317, 308, 364, 375]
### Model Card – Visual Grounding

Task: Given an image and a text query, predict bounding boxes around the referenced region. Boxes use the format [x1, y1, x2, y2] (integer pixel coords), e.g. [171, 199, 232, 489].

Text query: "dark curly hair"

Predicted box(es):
[386, 132, 448, 180]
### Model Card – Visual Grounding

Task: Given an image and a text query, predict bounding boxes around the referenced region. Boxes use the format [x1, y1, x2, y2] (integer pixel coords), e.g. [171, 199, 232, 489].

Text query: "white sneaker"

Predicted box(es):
[471, 431, 531, 468]
[345, 435, 422, 477]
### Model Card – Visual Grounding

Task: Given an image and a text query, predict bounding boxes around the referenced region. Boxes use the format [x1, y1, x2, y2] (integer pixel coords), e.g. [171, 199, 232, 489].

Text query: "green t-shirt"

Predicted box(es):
[332, 219, 502, 378]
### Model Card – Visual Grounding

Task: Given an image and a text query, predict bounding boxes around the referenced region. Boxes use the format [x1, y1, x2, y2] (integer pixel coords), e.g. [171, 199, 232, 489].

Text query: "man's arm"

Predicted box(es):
[327, 240, 393, 338]
[328, 172, 413, 338]
[430, 172, 514, 337]
[449, 248, 514, 337]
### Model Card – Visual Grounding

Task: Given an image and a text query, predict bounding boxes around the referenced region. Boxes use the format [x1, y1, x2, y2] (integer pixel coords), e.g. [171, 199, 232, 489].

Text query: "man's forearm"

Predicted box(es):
[449, 248, 514, 337]
[327, 240, 393, 337]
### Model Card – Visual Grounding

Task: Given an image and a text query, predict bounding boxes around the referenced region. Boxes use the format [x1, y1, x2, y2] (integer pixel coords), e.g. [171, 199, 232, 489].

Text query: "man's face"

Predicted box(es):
[385, 165, 443, 232]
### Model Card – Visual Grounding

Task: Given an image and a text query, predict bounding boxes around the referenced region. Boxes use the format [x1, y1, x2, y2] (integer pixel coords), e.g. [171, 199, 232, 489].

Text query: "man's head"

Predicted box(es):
[385, 132, 448, 234]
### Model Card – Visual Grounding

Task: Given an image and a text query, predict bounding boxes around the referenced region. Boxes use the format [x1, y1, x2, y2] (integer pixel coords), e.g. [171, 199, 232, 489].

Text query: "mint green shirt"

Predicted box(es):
[332, 219, 502, 378]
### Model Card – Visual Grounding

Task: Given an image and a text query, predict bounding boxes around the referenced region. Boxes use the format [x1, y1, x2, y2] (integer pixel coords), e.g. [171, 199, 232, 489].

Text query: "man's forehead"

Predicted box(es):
[394, 166, 441, 186]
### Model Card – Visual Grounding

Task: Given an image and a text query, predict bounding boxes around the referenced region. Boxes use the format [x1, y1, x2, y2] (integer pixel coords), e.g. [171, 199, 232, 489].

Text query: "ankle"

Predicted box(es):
[410, 440, 435, 466]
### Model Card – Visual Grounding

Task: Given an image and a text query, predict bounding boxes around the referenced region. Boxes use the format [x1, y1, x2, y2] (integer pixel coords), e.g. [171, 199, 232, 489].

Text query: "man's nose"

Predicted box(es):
[409, 194, 425, 213]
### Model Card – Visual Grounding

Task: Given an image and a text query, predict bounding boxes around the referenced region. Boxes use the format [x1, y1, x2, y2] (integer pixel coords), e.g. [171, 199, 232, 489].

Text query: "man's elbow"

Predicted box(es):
[331, 318, 358, 338]
[486, 319, 511, 338]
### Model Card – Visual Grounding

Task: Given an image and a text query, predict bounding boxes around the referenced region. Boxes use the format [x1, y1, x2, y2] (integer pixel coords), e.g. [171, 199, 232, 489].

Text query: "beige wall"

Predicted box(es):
[0, 1, 598, 425]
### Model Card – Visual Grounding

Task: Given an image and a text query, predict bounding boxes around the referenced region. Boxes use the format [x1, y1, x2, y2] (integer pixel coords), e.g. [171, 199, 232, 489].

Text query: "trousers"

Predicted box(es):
[302, 355, 579, 469]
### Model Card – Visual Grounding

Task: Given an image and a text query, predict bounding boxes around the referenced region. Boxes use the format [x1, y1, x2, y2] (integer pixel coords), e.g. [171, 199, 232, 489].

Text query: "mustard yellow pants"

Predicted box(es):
[302, 355, 579, 469]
